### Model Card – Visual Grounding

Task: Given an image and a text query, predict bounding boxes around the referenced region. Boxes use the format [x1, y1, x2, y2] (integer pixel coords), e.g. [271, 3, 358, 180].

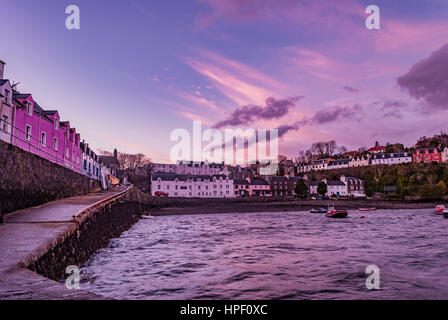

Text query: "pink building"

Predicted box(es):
[11, 91, 82, 173]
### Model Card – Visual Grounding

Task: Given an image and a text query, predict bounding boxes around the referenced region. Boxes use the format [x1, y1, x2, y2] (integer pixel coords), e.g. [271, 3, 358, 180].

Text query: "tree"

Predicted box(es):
[317, 182, 327, 196]
[295, 180, 309, 197]
[419, 184, 444, 200]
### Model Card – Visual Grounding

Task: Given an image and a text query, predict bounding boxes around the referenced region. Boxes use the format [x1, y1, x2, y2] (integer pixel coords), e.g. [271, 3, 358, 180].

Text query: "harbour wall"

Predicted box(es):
[0, 140, 101, 222]
[26, 187, 149, 280]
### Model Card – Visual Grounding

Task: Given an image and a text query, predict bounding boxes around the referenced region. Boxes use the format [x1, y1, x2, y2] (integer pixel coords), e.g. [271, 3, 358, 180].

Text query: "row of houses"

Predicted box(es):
[297, 148, 448, 173]
[0, 59, 119, 189]
[150, 173, 365, 198]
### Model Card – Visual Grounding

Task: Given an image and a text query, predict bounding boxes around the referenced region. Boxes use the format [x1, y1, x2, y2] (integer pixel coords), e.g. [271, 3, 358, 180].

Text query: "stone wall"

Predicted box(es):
[0, 140, 101, 222]
[28, 196, 147, 280]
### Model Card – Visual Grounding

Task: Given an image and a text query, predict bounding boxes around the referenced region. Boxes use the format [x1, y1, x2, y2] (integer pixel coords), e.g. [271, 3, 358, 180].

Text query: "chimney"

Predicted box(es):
[0, 60, 5, 79]
[114, 148, 118, 159]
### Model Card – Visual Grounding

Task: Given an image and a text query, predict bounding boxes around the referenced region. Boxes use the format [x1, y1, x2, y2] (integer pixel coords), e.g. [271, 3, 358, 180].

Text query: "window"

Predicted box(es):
[4, 89, 10, 104]
[25, 125, 31, 141]
[54, 118, 59, 130]
[66, 147, 70, 158]
[41, 132, 46, 147]
[26, 102, 33, 116]
[1, 116, 8, 131]
[54, 138, 58, 151]
[83, 160, 87, 170]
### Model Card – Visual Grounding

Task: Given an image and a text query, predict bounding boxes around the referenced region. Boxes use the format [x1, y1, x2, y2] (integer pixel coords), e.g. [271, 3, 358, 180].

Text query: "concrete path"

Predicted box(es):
[0, 186, 130, 300]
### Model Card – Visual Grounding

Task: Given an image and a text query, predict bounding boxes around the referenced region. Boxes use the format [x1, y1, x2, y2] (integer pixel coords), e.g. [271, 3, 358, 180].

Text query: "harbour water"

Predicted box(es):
[80, 209, 448, 299]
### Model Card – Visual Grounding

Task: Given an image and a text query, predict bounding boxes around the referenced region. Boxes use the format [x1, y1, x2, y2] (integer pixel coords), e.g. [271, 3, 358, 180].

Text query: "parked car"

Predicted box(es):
[154, 191, 169, 197]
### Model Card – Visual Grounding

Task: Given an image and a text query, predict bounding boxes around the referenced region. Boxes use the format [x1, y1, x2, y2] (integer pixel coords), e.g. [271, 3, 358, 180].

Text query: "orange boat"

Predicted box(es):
[359, 208, 377, 212]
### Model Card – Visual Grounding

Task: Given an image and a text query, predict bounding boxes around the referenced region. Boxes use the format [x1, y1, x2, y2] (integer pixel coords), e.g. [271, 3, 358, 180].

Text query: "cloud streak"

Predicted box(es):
[397, 43, 448, 109]
[213, 96, 304, 128]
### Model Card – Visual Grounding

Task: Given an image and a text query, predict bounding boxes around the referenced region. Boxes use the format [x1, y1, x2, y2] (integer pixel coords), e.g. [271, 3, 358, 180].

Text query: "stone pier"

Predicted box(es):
[0, 185, 146, 300]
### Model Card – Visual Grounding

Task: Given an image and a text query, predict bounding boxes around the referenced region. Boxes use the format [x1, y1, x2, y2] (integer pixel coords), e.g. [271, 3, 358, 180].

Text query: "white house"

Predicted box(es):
[80, 141, 101, 181]
[349, 155, 371, 167]
[340, 176, 366, 197]
[151, 173, 235, 198]
[309, 179, 348, 197]
[442, 147, 448, 163]
[371, 152, 412, 166]
[327, 159, 350, 170]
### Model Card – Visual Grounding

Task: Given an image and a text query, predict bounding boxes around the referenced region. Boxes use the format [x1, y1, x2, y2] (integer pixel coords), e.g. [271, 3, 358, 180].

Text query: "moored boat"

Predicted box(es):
[433, 205, 446, 215]
[359, 208, 377, 212]
[326, 205, 348, 218]
[444, 210, 448, 219]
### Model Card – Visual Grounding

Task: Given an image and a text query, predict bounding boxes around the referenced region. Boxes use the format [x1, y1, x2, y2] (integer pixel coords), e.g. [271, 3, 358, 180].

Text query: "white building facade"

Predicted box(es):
[151, 173, 235, 198]
[442, 147, 448, 163]
[152, 161, 229, 176]
[0, 77, 14, 144]
[371, 152, 412, 166]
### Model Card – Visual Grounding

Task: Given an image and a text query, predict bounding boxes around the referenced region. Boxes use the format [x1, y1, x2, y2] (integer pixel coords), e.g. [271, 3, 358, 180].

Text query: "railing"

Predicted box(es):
[0, 119, 81, 172]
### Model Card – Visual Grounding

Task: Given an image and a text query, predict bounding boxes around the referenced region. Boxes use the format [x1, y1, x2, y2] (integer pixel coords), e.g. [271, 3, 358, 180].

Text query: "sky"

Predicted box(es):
[1, 0, 448, 163]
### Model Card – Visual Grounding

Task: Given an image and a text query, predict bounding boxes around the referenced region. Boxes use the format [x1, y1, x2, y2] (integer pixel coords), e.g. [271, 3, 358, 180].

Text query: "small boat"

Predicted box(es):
[310, 208, 327, 214]
[326, 205, 348, 218]
[359, 208, 377, 212]
[444, 209, 448, 219]
[142, 214, 155, 219]
[433, 205, 446, 215]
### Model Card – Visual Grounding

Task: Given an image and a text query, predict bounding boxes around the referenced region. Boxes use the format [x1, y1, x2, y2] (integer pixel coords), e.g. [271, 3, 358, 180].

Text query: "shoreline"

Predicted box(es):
[148, 198, 437, 216]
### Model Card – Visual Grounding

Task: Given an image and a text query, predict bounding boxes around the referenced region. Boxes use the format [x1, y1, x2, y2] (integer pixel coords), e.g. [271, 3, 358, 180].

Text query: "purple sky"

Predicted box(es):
[1, 0, 448, 162]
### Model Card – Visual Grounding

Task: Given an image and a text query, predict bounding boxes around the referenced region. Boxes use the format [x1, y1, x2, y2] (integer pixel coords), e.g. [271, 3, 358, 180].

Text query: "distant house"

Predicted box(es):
[151, 173, 234, 198]
[367, 146, 386, 154]
[249, 179, 271, 196]
[98, 149, 121, 171]
[269, 176, 303, 196]
[328, 158, 350, 170]
[371, 152, 413, 166]
[234, 179, 250, 197]
[442, 147, 448, 163]
[340, 176, 365, 197]
[309, 179, 347, 197]
[349, 154, 371, 167]
[413, 148, 443, 163]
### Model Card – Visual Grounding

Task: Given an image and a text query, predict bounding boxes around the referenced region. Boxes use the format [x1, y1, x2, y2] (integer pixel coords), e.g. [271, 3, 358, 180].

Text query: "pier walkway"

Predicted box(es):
[0, 186, 130, 300]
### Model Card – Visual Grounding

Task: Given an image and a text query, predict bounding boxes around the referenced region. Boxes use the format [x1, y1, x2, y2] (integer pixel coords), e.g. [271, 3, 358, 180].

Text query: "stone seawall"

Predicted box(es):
[0, 140, 101, 222]
[27, 192, 148, 281]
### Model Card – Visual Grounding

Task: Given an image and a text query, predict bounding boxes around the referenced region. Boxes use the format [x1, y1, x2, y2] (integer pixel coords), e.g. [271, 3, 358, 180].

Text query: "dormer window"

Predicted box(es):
[26, 101, 33, 116]
[4, 89, 10, 104]
[54, 118, 59, 130]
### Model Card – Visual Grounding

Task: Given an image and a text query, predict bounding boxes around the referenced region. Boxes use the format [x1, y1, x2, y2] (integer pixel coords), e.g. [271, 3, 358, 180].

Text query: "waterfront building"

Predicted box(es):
[234, 179, 250, 197]
[227, 165, 255, 180]
[309, 179, 347, 197]
[340, 176, 365, 197]
[269, 176, 303, 196]
[349, 154, 371, 167]
[11, 91, 82, 173]
[151, 173, 234, 198]
[0, 78, 13, 144]
[412, 148, 443, 163]
[248, 179, 271, 196]
[371, 152, 413, 166]
[80, 141, 101, 180]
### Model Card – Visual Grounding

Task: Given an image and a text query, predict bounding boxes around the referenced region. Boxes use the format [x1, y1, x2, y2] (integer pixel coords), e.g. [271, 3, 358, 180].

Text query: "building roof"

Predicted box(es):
[327, 180, 346, 186]
[152, 172, 229, 182]
[328, 159, 350, 166]
[250, 180, 269, 186]
[234, 179, 250, 185]
[0, 79, 10, 86]
[367, 146, 386, 152]
[98, 155, 120, 167]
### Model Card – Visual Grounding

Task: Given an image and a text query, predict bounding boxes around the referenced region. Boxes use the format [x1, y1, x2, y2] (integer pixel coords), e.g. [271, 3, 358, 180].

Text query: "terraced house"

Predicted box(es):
[371, 152, 413, 166]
